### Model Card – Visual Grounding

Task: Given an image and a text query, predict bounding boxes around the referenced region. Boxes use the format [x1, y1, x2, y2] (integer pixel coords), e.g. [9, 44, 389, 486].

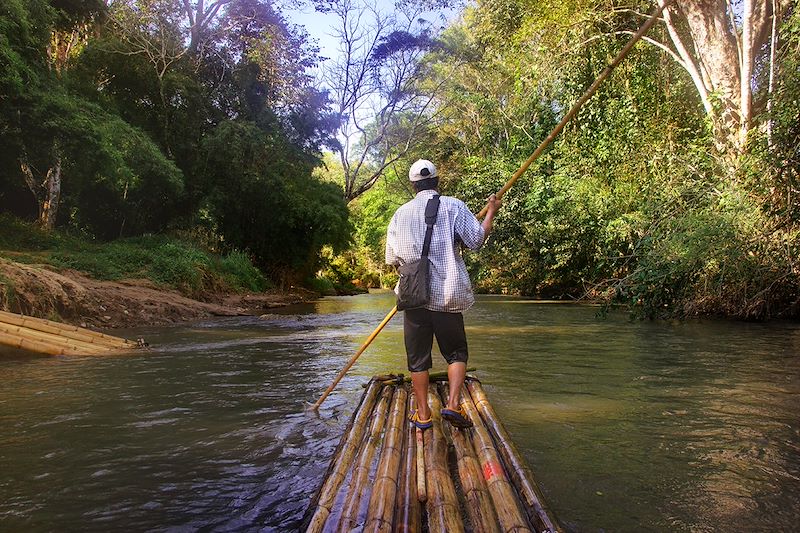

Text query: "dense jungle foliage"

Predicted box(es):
[327, 0, 800, 320]
[1, 0, 797, 319]
[0, 0, 350, 285]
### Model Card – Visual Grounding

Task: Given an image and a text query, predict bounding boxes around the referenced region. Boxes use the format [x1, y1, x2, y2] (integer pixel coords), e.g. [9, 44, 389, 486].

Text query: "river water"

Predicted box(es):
[1, 291, 799, 532]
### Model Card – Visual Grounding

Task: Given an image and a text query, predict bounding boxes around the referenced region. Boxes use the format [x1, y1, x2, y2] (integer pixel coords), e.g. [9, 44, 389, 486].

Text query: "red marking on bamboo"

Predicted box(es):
[482, 460, 507, 483]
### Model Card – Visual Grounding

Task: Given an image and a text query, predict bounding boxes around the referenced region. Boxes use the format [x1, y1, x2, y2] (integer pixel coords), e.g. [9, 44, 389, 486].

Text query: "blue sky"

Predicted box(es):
[285, 3, 341, 61]
[285, 0, 461, 63]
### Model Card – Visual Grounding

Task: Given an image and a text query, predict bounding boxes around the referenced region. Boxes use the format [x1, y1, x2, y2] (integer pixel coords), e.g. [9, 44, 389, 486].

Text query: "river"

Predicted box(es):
[1, 291, 799, 531]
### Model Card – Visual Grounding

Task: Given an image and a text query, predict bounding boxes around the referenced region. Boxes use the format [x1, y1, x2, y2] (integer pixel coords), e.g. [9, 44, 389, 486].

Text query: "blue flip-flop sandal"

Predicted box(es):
[409, 410, 432, 430]
[441, 406, 473, 428]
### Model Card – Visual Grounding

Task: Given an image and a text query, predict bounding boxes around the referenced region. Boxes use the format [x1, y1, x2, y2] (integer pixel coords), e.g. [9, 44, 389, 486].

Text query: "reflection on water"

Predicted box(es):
[1, 291, 799, 531]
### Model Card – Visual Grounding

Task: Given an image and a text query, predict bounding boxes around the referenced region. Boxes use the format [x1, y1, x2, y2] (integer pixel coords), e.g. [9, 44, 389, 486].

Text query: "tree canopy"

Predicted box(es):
[339, 0, 799, 319]
[0, 0, 351, 282]
[2, 0, 797, 317]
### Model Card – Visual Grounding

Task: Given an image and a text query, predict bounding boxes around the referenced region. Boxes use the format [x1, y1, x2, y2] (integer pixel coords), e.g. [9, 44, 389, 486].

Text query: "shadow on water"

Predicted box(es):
[1, 291, 799, 531]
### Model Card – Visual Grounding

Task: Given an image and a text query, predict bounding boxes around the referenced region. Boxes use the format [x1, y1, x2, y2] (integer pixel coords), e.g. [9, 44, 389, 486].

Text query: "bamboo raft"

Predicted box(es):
[303, 375, 561, 533]
[0, 310, 142, 356]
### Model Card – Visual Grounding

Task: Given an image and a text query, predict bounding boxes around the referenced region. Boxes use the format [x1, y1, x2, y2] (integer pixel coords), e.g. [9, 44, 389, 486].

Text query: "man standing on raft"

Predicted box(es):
[385, 159, 501, 429]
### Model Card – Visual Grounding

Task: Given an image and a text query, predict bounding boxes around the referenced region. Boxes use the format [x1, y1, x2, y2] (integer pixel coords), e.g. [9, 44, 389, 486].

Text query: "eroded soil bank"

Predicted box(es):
[0, 259, 316, 329]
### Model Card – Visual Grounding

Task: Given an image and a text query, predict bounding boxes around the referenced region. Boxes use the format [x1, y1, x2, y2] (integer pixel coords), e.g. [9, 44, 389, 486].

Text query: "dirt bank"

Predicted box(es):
[0, 259, 316, 329]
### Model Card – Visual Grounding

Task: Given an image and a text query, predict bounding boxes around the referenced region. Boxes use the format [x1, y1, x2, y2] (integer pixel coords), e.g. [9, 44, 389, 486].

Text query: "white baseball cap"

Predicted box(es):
[408, 159, 437, 182]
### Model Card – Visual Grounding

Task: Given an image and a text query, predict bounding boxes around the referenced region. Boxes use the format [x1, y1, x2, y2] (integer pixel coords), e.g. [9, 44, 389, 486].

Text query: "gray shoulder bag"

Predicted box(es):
[396, 195, 440, 311]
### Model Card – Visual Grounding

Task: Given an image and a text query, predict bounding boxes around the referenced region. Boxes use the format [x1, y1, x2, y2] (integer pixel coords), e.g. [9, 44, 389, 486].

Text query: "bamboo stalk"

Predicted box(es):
[0, 311, 123, 348]
[416, 426, 426, 503]
[467, 381, 562, 533]
[395, 387, 422, 533]
[437, 384, 501, 533]
[364, 385, 408, 533]
[0, 330, 74, 355]
[0, 322, 112, 355]
[335, 385, 395, 531]
[0, 329, 109, 356]
[475, 0, 675, 220]
[424, 385, 465, 533]
[0, 310, 134, 348]
[409, 391, 427, 504]
[305, 380, 382, 533]
[459, 382, 532, 532]
[309, 306, 397, 410]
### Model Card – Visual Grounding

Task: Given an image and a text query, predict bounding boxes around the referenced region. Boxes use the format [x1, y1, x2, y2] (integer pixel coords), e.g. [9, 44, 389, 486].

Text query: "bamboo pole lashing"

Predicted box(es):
[305, 380, 382, 533]
[382, 367, 477, 385]
[0, 310, 134, 348]
[335, 386, 395, 531]
[0, 323, 112, 355]
[459, 383, 532, 533]
[467, 381, 562, 533]
[424, 386, 465, 533]
[437, 384, 501, 533]
[395, 389, 422, 533]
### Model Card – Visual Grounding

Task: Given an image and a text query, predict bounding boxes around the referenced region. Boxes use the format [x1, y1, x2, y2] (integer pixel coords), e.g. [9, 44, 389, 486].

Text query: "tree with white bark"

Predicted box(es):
[632, 0, 792, 152]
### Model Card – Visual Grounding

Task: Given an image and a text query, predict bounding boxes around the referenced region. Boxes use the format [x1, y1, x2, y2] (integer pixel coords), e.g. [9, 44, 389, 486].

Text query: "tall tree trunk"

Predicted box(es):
[657, 0, 790, 153]
[675, 0, 742, 147]
[740, 0, 754, 144]
[740, 0, 772, 144]
[19, 144, 63, 230]
[766, 0, 780, 146]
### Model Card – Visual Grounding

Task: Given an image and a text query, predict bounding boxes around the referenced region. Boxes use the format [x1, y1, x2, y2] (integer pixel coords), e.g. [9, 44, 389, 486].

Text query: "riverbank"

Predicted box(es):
[0, 258, 316, 330]
[0, 216, 323, 329]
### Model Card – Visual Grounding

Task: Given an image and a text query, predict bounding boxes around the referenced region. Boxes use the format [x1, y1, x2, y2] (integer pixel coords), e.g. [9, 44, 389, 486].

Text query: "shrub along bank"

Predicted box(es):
[0, 214, 270, 302]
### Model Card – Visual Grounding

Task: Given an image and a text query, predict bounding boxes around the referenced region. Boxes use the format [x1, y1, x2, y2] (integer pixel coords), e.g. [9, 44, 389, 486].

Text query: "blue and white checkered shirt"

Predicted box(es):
[385, 190, 486, 312]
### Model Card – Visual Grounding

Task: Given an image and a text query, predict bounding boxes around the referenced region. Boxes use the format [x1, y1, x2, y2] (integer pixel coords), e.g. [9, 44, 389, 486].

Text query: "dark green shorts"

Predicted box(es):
[403, 308, 468, 372]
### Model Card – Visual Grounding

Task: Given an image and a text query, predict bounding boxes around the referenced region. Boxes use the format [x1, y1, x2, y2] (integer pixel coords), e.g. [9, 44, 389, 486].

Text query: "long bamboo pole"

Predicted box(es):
[0, 330, 79, 356]
[459, 382, 532, 532]
[438, 383, 501, 533]
[476, 0, 675, 219]
[307, 1, 672, 409]
[308, 306, 397, 410]
[415, 426, 426, 503]
[467, 380, 562, 532]
[424, 385, 465, 533]
[364, 385, 408, 533]
[465, 380, 561, 531]
[395, 389, 422, 533]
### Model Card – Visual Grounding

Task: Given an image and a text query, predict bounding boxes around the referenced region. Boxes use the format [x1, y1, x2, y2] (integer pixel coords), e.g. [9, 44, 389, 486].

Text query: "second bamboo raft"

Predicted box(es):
[303, 375, 562, 533]
[0, 309, 142, 356]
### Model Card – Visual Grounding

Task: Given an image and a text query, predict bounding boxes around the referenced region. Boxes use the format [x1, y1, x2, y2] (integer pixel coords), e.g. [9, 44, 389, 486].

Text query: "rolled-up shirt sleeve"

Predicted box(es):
[454, 201, 485, 250]
[385, 215, 400, 266]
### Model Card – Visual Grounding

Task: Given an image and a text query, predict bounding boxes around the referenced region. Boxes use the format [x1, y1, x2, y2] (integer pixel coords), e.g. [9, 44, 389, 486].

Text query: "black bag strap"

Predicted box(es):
[421, 195, 440, 258]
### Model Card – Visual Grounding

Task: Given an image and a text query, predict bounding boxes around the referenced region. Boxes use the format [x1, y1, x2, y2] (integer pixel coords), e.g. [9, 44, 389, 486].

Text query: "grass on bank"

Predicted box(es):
[0, 214, 271, 298]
